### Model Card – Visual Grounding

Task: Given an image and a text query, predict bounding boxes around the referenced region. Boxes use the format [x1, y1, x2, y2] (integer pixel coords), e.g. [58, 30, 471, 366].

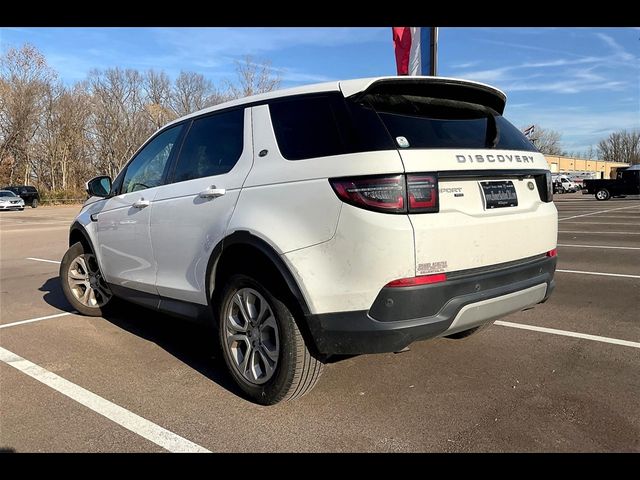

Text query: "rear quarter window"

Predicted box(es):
[269, 94, 394, 161]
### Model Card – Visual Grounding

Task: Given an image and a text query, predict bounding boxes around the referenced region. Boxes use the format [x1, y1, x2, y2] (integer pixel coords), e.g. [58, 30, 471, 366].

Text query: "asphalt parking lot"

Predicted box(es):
[1, 195, 639, 453]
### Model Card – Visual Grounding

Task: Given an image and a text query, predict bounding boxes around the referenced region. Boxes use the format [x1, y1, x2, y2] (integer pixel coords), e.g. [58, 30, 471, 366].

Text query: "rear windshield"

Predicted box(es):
[362, 93, 537, 152]
[268, 91, 536, 161]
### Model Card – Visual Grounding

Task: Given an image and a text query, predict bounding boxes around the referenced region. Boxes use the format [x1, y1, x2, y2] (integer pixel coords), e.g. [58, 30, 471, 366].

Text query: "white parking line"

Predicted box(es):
[560, 222, 640, 226]
[558, 244, 640, 251]
[558, 205, 640, 221]
[26, 257, 61, 264]
[495, 321, 640, 349]
[559, 231, 640, 235]
[556, 269, 640, 279]
[0, 346, 211, 453]
[0, 311, 76, 330]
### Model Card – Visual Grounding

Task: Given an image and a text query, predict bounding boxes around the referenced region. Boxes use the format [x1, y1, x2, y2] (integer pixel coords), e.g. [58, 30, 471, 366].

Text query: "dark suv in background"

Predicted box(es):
[3, 186, 40, 208]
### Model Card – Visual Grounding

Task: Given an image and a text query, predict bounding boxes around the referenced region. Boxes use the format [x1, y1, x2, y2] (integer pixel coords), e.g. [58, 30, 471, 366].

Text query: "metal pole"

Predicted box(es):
[429, 27, 438, 76]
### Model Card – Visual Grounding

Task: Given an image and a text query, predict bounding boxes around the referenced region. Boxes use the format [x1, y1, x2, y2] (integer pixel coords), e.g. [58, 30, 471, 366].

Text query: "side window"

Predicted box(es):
[121, 125, 183, 194]
[172, 109, 244, 183]
[269, 95, 347, 160]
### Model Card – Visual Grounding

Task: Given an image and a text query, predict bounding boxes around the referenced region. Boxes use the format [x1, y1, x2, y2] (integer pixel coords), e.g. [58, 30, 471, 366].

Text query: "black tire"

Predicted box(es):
[218, 274, 323, 405]
[445, 321, 494, 340]
[60, 242, 112, 316]
[595, 188, 610, 201]
[31, 198, 38, 208]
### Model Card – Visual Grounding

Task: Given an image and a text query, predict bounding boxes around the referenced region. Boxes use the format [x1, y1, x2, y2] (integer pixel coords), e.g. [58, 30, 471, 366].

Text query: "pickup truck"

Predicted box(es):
[583, 166, 640, 200]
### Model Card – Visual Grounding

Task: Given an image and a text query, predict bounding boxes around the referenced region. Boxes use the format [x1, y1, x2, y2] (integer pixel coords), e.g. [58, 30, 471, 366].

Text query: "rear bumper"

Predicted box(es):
[305, 255, 556, 355]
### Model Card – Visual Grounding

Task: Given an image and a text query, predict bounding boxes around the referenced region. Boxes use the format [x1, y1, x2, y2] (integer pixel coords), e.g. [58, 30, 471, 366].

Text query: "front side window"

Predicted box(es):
[172, 109, 245, 183]
[121, 125, 183, 194]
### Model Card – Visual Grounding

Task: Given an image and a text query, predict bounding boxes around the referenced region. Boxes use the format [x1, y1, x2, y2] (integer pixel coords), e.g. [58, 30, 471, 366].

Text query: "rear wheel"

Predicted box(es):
[218, 274, 323, 405]
[31, 198, 38, 208]
[595, 188, 610, 201]
[60, 242, 112, 316]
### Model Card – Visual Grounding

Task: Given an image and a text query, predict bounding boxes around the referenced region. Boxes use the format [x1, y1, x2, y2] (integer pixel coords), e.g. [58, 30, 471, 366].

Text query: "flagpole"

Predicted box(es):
[429, 27, 438, 76]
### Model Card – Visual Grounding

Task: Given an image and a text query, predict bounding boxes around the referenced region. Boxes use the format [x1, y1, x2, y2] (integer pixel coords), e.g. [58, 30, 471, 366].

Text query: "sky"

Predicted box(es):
[1, 27, 638, 153]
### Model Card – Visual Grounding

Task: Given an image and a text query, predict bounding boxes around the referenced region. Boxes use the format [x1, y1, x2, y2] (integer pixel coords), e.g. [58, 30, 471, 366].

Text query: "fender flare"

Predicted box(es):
[205, 231, 311, 315]
[69, 221, 96, 252]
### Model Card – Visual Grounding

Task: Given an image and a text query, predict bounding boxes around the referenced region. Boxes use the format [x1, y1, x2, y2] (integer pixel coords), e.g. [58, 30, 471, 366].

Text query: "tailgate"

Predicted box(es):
[401, 149, 557, 275]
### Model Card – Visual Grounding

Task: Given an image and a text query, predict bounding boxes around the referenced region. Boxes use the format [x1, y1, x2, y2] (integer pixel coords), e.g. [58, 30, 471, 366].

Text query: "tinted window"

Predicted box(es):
[0, 191, 16, 197]
[363, 93, 537, 152]
[269, 95, 394, 161]
[122, 125, 182, 194]
[270, 96, 346, 160]
[172, 109, 244, 183]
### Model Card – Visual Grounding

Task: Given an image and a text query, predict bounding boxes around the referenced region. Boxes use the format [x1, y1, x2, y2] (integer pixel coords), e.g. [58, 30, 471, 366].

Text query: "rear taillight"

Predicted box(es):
[386, 273, 447, 287]
[546, 248, 557, 257]
[329, 173, 439, 214]
[407, 174, 439, 213]
[535, 172, 553, 203]
[329, 175, 405, 213]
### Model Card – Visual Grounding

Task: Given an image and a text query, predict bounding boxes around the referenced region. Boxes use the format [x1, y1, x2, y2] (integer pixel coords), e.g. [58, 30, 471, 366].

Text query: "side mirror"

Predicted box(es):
[86, 175, 112, 198]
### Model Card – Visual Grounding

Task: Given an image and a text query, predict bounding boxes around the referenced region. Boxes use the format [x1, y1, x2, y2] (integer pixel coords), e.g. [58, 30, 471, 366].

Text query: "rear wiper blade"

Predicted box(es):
[485, 110, 500, 148]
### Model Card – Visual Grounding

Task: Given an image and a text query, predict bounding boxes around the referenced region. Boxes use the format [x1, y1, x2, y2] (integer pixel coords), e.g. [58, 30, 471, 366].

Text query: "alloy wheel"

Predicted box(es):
[224, 287, 280, 385]
[67, 254, 111, 307]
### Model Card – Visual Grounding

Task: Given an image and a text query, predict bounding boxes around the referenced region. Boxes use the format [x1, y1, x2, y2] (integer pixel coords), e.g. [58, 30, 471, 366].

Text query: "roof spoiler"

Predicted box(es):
[343, 77, 507, 115]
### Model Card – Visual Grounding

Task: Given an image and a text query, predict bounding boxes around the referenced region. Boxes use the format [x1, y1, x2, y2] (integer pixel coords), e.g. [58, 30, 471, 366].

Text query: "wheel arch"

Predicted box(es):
[206, 231, 311, 316]
[69, 222, 95, 254]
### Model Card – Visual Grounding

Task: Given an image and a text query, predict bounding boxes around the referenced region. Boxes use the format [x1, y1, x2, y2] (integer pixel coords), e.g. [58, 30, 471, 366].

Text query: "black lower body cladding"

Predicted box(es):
[305, 255, 556, 356]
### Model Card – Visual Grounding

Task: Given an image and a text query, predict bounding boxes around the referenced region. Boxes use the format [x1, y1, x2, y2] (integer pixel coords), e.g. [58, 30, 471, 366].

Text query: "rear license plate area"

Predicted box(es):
[480, 180, 518, 209]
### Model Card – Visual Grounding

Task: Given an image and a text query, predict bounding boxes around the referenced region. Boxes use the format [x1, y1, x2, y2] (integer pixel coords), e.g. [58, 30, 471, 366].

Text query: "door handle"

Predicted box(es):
[198, 186, 226, 199]
[132, 199, 150, 208]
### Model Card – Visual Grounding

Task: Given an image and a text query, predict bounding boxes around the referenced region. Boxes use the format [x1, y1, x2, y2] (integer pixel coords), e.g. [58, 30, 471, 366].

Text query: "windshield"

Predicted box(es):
[0, 191, 17, 197]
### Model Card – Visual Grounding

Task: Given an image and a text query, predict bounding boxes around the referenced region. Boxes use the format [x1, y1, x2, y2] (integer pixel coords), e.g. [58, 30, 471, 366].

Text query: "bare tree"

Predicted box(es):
[583, 145, 597, 160]
[143, 70, 175, 129]
[0, 44, 55, 186]
[87, 67, 154, 178]
[36, 82, 93, 192]
[526, 125, 563, 155]
[225, 56, 281, 99]
[1, 42, 286, 200]
[598, 129, 640, 165]
[170, 71, 222, 117]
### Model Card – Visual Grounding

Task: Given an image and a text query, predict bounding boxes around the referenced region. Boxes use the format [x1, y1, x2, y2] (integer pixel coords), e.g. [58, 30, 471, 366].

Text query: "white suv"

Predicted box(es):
[61, 76, 558, 405]
[552, 175, 579, 193]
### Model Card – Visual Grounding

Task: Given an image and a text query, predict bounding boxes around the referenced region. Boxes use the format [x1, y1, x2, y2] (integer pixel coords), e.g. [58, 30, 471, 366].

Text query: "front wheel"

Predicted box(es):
[60, 242, 112, 316]
[218, 274, 323, 405]
[31, 198, 38, 208]
[595, 188, 610, 201]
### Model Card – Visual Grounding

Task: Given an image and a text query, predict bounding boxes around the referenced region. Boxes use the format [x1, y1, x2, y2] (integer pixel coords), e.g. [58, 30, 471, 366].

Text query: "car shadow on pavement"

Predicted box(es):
[39, 276, 243, 399]
[39, 277, 74, 312]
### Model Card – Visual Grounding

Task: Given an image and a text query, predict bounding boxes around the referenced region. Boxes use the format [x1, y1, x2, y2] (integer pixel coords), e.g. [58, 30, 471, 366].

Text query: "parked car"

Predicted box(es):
[0, 190, 25, 210]
[551, 175, 579, 193]
[583, 165, 640, 200]
[2, 185, 40, 207]
[60, 76, 558, 404]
